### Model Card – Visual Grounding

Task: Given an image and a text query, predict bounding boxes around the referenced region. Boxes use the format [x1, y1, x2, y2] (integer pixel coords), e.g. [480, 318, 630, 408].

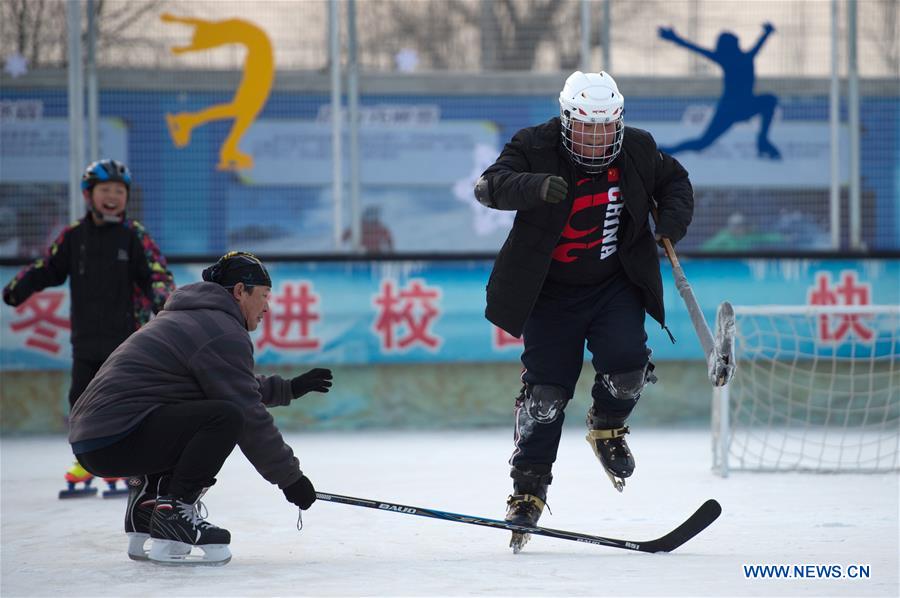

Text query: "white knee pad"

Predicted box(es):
[597, 362, 657, 401]
[525, 384, 569, 424]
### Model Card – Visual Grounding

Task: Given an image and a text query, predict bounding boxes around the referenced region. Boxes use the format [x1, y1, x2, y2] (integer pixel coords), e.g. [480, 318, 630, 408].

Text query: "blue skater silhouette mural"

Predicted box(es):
[658, 22, 781, 159]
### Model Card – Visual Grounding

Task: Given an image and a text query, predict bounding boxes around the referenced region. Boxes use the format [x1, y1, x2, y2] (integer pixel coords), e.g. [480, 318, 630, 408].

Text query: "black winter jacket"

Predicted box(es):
[69, 282, 302, 490]
[3, 215, 175, 361]
[476, 118, 694, 338]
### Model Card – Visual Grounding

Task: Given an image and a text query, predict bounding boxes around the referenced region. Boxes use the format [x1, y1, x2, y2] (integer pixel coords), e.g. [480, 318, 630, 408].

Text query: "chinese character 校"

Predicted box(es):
[372, 279, 442, 351]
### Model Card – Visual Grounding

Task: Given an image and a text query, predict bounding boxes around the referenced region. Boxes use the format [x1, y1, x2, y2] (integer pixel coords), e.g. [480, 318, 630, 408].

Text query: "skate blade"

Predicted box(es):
[509, 532, 531, 554]
[149, 539, 231, 566]
[102, 489, 129, 499]
[605, 469, 626, 493]
[128, 533, 191, 561]
[585, 434, 628, 493]
[59, 487, 98, 499]
[127, 533, 151, 561]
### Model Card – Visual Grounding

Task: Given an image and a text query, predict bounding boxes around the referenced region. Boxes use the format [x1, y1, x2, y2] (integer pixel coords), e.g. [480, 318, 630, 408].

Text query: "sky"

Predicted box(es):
[1, 428, 897, 597]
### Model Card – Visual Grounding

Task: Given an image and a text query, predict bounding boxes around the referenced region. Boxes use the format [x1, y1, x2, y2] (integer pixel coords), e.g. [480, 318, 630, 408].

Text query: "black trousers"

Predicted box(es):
[69, 357, 105, 408]
[77, 401, 244, 499]
[511, 274, 649, 468]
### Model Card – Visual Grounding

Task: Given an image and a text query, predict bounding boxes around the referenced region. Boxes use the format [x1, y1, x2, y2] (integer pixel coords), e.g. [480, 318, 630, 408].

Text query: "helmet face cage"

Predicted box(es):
[560, 114, 624, 175]
[81, 159, 132, 192]
[560, 113, 625, 174]
[558, 71, 625, 175]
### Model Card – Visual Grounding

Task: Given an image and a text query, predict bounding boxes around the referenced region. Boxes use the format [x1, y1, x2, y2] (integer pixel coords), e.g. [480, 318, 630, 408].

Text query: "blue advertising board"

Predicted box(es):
[2, 258, 896, 370]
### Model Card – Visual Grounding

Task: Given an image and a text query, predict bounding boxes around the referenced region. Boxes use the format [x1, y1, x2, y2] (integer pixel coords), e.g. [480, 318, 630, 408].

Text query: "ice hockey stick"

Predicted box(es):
[316, 492, 721, 553]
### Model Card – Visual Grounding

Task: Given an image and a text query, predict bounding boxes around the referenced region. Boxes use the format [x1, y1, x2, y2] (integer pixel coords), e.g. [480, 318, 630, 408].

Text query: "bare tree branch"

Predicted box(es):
[0, 0, 895, 76]
[31, 0, 47, 66]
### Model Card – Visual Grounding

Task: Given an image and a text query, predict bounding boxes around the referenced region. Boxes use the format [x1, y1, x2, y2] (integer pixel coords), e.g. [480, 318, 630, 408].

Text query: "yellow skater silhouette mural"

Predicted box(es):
[161, 13, 274, 171]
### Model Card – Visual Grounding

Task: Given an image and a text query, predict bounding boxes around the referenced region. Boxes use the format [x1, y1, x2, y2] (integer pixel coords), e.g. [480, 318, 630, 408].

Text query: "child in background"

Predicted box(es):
[3, 159, 175, 498]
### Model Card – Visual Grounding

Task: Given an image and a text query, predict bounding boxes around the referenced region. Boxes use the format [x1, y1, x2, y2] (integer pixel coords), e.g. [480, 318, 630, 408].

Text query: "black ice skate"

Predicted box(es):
[505, 466, 551, 554]
[125, 476, 155, 560]
[149, 492, 231, 566]
[127, 475, 191, 561]
[586, 407, 635, 492]
[505, 494, 546, 553]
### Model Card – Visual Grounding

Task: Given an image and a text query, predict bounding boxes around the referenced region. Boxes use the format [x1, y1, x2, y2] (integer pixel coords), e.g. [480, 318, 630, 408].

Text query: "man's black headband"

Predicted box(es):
[202, 251, 272, 288]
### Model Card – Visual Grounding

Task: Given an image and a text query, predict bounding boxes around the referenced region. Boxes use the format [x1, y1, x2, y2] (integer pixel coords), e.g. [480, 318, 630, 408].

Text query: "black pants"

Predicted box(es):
[77, 401, 244, 499]
[511, 274, 649, 468]
[69, 357, 105, 408]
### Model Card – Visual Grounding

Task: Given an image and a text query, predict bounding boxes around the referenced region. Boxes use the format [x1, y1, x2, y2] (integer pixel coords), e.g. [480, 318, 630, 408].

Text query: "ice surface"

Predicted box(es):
[2, 428, 897, 597]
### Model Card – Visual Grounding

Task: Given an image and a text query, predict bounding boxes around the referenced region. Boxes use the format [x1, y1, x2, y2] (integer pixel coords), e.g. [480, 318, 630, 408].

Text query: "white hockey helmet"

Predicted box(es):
[558, 70, 625, 174]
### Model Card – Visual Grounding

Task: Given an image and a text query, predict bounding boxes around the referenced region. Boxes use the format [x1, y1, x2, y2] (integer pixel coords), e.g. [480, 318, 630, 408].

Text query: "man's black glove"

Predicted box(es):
[2, 286, 19, 307]
[290, 368, 333, 399]
[283, 475, 317, 509]
[540, 175, 568, 204]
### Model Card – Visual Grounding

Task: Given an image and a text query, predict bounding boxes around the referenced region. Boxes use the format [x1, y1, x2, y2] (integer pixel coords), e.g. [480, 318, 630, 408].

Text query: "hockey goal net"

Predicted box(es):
[712, 305, 900, 475]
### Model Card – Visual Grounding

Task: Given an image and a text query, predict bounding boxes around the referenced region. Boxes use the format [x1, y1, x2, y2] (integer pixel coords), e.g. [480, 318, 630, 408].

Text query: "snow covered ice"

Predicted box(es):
[2, 428, 897, 597]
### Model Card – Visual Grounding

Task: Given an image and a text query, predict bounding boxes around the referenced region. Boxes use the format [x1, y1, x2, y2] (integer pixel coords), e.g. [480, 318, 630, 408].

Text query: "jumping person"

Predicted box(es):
[474, 71, 694, 552]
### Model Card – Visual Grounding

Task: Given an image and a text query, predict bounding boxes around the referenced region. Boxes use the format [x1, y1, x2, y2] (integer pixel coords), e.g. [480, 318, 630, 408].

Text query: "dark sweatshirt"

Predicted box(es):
[3, 215, 174, 360]
[68, 282, 301, 489]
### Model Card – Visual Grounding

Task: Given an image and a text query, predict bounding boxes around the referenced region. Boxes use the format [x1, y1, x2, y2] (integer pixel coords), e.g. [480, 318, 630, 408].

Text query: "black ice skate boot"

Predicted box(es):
[586, 406, 634, 492]
[505, 465, 552, 554]
[125, 475, 189, 561]
[149, 490, 231, 566]
[125, 476, 156, 560]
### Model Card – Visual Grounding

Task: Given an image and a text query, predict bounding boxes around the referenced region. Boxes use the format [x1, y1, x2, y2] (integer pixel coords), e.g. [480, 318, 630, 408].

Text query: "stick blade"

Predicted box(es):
[640, 499, 722, 553]
[709, 301, 736, 386]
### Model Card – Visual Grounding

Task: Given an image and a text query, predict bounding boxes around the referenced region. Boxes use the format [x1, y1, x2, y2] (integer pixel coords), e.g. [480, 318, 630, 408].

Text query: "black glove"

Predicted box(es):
[290, 368, 333, 399]
[540, 175, 568, 204]
[2, 286, 19, 307]
[283, 475, 316, 509]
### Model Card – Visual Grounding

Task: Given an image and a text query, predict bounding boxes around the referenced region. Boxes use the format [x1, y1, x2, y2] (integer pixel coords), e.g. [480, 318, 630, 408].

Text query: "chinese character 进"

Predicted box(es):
[257, 282, 322, 351]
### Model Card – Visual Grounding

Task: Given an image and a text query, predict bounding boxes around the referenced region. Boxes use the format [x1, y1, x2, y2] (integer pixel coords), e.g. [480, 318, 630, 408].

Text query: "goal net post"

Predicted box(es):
[712, 305, 899, 476]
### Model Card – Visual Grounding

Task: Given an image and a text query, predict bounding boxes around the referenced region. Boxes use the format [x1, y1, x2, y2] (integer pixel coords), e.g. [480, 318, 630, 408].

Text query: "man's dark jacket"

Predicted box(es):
[475, 118, 694, 338]
[69, 282, 302, 490]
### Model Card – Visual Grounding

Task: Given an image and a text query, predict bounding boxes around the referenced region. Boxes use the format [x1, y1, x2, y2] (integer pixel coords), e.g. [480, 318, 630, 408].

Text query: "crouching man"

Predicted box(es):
[68, 251, 333, 566]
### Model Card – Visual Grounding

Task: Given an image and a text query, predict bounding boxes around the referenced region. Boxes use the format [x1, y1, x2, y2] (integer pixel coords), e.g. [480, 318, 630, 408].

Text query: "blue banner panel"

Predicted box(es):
[2, 258, 896, 371]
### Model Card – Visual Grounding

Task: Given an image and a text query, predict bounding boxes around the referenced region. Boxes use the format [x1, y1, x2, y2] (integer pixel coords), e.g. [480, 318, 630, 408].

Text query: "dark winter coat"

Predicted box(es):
[2, 215, 174, 360]
[476, 118, 694, 337]
[68, 282, 303, 490]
